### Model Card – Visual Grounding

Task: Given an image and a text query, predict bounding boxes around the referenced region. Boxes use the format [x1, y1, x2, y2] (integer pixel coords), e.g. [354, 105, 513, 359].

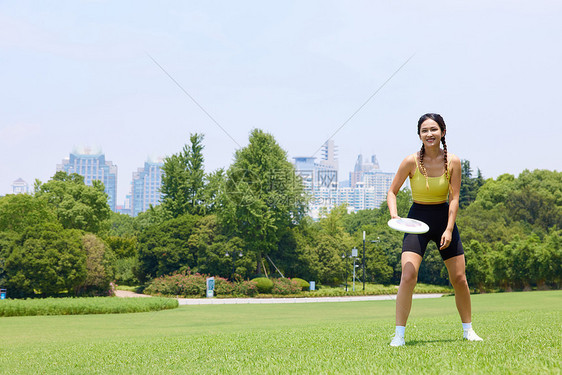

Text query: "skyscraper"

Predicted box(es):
[294, 146, 394, 219]
[57, 148, 118, 211]
[293, 140, 339, 219]
[131, 158, 164, 217]
[343, 154, 393, 210]
[350, 154, 380, 188]
[11, 178, 29, 194]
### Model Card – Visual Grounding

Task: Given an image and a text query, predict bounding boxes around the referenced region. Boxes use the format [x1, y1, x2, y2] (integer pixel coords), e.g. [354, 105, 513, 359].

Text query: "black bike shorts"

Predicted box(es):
[402, 203, 464, 261]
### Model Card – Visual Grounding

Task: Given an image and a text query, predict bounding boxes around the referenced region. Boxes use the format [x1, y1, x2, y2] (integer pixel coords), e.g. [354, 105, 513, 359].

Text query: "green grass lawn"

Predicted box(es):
[0, 291, 560, 374]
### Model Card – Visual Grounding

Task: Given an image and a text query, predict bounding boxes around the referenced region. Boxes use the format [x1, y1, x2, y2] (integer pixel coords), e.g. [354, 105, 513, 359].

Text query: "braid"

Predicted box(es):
[441, 136, 449, 181]
[442, 136, 454, 196]
[419, 144, 429, 190]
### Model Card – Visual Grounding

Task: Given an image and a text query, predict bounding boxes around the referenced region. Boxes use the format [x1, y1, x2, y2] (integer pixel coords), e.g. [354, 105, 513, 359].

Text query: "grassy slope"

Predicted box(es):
[0, 291, 560, 374]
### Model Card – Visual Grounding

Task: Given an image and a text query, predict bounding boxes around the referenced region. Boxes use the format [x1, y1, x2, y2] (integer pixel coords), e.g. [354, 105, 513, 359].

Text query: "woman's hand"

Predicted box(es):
[440, 229, 453, 250]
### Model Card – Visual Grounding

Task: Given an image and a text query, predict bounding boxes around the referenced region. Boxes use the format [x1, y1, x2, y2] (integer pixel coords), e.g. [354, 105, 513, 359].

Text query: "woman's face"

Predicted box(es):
[419, 119, 444, 147]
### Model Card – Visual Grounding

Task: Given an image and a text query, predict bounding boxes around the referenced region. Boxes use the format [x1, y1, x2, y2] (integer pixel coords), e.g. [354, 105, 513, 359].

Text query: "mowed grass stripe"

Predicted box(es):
[0, 291, 560, 374]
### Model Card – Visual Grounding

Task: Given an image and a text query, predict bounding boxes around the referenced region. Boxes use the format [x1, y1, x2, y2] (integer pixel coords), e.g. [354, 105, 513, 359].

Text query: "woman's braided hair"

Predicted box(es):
[417, 113, 450, 190]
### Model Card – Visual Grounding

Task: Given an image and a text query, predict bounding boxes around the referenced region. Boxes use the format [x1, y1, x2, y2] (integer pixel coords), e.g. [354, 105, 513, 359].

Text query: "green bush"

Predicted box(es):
[292, 278, 310, 291]
[272, 278, 301, 295]
[0, 296, 178, 317]
[214, 277, 234, 295]
[75, 233, 113, 296]
[5, 224, 87, 298]
[251, 277, 274, 293]
[113, 257, 138, 286]
[144, 271, 206, 297]
[233, 280, 259, 296]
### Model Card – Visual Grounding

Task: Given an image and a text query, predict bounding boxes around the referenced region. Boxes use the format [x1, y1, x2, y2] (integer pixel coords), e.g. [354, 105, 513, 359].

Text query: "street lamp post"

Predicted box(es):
[343, 249, 359, 292]
[342, 252, 350, 292]
[351, 248, 358, 291]
[362, 231, 366, 291]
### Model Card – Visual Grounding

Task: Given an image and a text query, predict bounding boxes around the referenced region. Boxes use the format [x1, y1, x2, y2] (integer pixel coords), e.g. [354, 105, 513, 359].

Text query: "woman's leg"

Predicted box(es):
[444, 254, 471, 323]
[396, 251, 423, 326]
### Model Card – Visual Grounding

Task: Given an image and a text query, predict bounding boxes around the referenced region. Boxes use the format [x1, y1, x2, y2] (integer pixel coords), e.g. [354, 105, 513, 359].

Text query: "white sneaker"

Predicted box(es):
[390, 334, 405, 347]
[463, 328, 483, 341]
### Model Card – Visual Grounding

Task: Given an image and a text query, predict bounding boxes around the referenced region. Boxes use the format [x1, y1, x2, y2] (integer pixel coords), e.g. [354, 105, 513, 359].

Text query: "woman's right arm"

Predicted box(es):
[387, 154, 415, 219]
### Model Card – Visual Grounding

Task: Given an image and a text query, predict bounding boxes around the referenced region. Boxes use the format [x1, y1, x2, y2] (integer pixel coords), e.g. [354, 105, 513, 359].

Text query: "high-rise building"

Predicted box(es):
[350, 154, 380, 188]
[57, 148, 118, 212]
[293, 140, 339, 219]
[362, 169, 394, 207]
[115, 195, 132, 216]
[344, 154, 393, 210]
[131, 159, 164, 217]
[294, 146, 394, 219]
[11, 178, 29, 194]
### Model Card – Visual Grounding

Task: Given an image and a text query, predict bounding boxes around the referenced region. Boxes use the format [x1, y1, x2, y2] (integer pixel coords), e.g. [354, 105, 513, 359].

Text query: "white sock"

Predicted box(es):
[462, 322, 472, 331]
[395, 326, 406, 337]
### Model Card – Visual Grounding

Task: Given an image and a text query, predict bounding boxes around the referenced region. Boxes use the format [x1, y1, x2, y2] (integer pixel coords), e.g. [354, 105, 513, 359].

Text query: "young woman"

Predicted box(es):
[387, 113, 483, 346]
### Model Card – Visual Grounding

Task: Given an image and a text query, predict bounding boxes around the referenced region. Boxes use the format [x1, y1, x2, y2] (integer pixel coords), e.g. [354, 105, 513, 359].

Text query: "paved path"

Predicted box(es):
[114, 289, 151, 298]
[177, 293, 444, 305]
[114, 289, 445, 305]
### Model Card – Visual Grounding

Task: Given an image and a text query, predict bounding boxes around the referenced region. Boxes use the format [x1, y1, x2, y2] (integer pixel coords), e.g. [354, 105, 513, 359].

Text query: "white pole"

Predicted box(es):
[353, 257, 356, 291]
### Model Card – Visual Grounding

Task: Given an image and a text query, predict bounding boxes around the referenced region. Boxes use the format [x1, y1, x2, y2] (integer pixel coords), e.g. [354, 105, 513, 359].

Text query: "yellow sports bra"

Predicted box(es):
[410, 154, 450, 203]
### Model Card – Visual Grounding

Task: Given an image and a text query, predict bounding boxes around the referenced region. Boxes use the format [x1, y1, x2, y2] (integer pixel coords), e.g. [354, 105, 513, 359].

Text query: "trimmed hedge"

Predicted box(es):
[292, 278, 310, 291]
[251, 277, 274, 293]
[0, 297, 178, 317]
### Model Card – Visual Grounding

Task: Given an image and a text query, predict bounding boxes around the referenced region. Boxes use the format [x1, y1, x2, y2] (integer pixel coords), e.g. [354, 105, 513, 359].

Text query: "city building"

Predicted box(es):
[57, 148, 118, 211]
[130, 158, 164, 217]
[11, 178, 29, 194]
[294, 144, 394, 219]
[115, 195, 132, 216]
[293, 140, 339, 219]
[341, 154, 394, 211]
[350, 154, 380, 188]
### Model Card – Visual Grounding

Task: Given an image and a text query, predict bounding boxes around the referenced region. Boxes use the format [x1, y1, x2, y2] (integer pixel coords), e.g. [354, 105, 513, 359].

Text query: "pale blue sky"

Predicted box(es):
[1, 1, 561, 204]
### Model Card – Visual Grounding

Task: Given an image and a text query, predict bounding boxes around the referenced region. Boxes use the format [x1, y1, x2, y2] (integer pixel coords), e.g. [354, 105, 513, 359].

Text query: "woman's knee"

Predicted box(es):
[401, 269, 418, 285]
[450, 273, 468, 288]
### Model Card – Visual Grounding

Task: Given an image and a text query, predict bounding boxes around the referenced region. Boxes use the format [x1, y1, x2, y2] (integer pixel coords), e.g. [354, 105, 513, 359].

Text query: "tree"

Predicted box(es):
[464, 240, 493, 292]
[108, 211, 138, 237]
[5, 223, 86, 297]
[135, 214, 200, 282]
[202, 168, 225, 215]
[219, 129, 307, 275]
[134, 204, 169, 231]
[489, 242, 514, 291]
[187, 215, 252, 279]
[459, 159, 484, 208]
[364, 239, 393, 284]
[34, 172, 110, 234]
[76, 233, 113, 296]
[0, 231, 18, 288]
[313, 232, 348, 285]
[543, 229, 562, 287]
[161, 133, 207, 217]
[106, 236, 137, 259]
[378, 187, 413, 219]
[417, 244, 448, 285]
[0, 194, 56, 233]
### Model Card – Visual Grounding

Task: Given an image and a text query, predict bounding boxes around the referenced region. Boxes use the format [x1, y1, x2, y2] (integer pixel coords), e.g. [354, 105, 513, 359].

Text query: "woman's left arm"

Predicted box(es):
[440, 155, 462, 250]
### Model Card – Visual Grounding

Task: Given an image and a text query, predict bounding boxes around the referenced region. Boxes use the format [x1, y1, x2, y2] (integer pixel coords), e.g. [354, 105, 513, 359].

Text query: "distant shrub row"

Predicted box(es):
[143, 272, 307, 297]
[0, 297, 178, 317]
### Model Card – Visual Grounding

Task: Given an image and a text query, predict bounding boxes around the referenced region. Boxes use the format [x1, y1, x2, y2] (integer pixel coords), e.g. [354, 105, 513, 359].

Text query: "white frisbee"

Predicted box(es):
[388, 218, 429, 234]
